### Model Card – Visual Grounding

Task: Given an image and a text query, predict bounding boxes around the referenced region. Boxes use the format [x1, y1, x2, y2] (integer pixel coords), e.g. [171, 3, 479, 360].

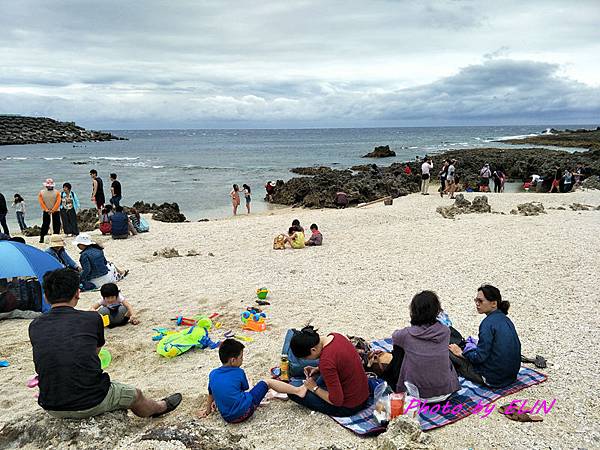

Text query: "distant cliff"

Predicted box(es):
[0, 115, 126, 145]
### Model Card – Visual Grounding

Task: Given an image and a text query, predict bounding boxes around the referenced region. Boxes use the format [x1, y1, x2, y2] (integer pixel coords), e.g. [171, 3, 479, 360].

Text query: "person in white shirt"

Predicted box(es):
[444, 160, 457, 199]
[420, 158, 434, 195]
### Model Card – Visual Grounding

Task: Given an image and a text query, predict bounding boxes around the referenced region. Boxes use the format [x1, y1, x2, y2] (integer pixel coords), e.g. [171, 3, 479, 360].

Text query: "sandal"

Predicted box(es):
[151, 393, 182, 418]
[498, 405, 543, 422]
[521, 354, 547, 369]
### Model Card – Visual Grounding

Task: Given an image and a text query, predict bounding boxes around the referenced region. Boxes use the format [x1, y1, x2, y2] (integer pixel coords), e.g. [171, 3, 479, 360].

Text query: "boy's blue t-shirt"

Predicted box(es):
[208, 366, 252, 421]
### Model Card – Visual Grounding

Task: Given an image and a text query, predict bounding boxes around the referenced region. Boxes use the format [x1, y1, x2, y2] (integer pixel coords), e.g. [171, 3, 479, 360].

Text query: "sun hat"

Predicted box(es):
[48, 235, 66, 248]
[44, 178, 55, 188]
[73, 233, 95, 247]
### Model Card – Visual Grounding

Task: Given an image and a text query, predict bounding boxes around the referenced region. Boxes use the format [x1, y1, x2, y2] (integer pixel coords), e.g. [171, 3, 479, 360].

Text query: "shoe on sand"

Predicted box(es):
[151, 393, 182, 418]
[498, 405, 543, 422]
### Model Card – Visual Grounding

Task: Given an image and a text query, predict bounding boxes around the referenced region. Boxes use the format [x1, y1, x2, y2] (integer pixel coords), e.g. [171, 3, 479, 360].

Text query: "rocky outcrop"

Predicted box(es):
[436, 194, 491, 219]
[510, 202, 546, 216]
[77, 208, 100, 232]
[582, 176, 600, 190]
[0, 411, 251, 450]
[363, 145, 396, 158]
[0, 116, 125, 146]
[290, 166, 333, 175]
[21, 225, 41, 237]
[131, 201, 186, 223]
[499, 128, 600, 151]
[271, 164, 420, 208]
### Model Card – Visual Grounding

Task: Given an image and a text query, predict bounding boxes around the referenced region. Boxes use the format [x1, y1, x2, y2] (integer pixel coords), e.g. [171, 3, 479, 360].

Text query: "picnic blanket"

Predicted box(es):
[331, 338, 548, 435]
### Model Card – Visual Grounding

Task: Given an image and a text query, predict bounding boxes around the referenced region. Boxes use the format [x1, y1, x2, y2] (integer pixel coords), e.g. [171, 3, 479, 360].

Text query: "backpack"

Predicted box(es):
[137, 217, 150, 232]
[99, 214, 111, 234]
[282, 329, 320, 377]
[273, 234, 286, 250]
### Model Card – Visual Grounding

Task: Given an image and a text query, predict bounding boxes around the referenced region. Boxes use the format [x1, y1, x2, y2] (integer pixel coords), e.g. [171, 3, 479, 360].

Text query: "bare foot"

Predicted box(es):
[295, 384, 308, 398]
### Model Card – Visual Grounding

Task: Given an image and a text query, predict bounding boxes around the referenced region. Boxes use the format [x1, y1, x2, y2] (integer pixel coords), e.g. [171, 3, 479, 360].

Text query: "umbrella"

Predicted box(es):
[0, 241, 63, 312]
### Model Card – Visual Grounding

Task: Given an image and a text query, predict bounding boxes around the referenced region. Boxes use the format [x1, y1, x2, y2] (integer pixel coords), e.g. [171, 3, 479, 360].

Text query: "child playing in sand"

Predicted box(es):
[286, 226, 305, 249]
[90, 283, 139, 327]
[197, 339, 307, 423]
[305, 223, 323, 246]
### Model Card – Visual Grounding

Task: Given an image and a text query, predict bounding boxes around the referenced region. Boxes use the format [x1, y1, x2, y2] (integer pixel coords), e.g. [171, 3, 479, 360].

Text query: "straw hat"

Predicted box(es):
[73, 233, 95, 247]
[48, 234, 66, 248]
[44, 178, 55, 188]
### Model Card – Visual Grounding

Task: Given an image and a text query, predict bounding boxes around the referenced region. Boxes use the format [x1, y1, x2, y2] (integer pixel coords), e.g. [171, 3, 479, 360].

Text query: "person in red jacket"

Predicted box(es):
[287, 326, 369, 416]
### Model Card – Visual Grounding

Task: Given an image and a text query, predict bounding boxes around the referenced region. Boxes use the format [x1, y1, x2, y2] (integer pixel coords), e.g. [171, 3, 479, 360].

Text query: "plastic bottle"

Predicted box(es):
[280, 354, 289, 381]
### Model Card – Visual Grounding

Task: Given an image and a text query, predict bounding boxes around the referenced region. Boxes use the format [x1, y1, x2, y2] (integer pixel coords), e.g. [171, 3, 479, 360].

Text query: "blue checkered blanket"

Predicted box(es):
[330, 338, 548, 435]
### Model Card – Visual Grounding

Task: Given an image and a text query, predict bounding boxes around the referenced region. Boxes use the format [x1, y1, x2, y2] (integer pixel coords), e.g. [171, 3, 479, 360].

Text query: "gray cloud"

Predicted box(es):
[1, 1, 599, 127]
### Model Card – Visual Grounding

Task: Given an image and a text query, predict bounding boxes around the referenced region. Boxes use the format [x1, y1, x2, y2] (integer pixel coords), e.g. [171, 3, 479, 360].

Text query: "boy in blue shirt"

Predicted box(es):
[197, 339, 307, 423]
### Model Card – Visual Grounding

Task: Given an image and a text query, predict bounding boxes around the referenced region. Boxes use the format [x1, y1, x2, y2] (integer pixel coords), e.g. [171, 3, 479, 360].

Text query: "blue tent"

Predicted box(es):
[0, 241, 63, 312]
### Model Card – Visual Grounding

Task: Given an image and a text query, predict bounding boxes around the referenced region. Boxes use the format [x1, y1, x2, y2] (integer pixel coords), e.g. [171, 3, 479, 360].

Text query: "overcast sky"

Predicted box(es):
[1, 0, 600, 129]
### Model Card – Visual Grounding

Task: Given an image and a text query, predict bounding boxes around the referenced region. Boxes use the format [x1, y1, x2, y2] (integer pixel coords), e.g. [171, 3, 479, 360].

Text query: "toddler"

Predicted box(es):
[90, 283, 139, 327]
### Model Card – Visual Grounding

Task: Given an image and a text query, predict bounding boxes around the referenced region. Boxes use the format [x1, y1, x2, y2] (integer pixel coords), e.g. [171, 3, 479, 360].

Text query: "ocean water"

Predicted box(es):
[0, 125, 592, 228]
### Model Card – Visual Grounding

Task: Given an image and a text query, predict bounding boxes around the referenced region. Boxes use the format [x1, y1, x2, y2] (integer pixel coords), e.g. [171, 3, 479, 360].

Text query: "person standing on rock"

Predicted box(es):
[420, 157, 434, 195]
[549, 166, 561, 193]
[109, 173, 122, 208]
[0, 192, 9, 236]
[38, 179, 61, 243]
[60, 183, 80, 236]
[479, 164, 492, 192]
[90, 169, 105, 216]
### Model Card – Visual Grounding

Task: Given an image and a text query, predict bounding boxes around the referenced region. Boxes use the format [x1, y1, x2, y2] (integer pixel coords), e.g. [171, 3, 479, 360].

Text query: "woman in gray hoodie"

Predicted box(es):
[391, 291, 459, 402]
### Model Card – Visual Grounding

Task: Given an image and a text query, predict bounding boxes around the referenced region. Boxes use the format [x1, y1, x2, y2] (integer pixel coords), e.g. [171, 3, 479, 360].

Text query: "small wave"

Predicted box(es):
[181, 165, 235, 171]
[152, 165, 165, 169]
[6, 157, 28, 160]
[111, 161, 150, 168]
[542, 128, 555, 135]
[495, 133, 537, 141]
[90, 156, 139, 161]
[43, 157, 64, 160]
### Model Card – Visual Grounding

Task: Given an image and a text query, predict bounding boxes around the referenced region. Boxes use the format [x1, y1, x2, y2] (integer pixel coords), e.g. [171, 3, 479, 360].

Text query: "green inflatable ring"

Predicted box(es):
[99, 348, 112, 369]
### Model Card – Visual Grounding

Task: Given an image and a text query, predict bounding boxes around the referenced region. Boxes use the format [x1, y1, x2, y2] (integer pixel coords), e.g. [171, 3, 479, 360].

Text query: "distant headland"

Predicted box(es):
[0, 115, 126, 146]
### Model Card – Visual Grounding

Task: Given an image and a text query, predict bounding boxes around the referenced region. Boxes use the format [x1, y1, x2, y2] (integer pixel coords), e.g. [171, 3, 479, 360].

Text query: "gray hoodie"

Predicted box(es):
[392, 322, 459, 399]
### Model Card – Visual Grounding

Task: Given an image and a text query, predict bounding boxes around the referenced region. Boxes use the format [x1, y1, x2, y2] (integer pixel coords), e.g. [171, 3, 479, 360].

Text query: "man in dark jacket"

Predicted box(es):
[111, 206, 136, 239]
[0, 192, 9, 235]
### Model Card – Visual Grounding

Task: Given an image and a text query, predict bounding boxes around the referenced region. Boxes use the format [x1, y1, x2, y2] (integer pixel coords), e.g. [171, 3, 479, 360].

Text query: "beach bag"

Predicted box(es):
[282, 329, 320, 377]
[273, 234, 286, 250]
[138, 217, 150, 232]
[99, 219, 111, 235]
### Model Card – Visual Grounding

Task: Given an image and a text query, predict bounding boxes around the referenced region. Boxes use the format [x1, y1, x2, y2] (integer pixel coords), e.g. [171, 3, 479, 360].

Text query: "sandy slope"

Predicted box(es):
[1, 190, 599, 449]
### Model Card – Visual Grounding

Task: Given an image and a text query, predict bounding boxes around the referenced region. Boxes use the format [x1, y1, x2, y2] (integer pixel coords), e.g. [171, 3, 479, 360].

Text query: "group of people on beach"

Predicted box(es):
[420, 158, 460, 198]
[230, 184, 252, 215]
[27, 264, 520, 425]
[0, 170, 126, 242]
[273, 219, 323, 249]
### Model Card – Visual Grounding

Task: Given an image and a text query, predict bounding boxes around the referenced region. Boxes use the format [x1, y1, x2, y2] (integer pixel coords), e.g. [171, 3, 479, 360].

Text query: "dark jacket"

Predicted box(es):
[110, 212, 129, 236]
[392, 322, 459, 399]
[0, 193, 7, 214]
[46, 247, 78, 270]
[464, 309, 521, 387]
[79, 246, 108, 283]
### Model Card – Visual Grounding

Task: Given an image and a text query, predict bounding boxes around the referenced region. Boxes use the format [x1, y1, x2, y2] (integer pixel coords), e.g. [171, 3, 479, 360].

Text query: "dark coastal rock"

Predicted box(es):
[363, 145, 396, 158]
[77, 208, 100, 232]
[510, 202, 546, 216]
[271, 164, 420, 208]
[0, 115, 126, 146]
[582, 176, 600, 190]
[290, 166, 333, 175]
[498, 128, 600, 151]
[21, 225, 41, 237]
[436, 195, 491, 219]
[132, 201, 186, 222]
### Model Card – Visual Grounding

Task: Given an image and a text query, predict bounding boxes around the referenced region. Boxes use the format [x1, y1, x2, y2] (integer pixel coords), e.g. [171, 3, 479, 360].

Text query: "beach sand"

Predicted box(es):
[1, 190, 599, 449]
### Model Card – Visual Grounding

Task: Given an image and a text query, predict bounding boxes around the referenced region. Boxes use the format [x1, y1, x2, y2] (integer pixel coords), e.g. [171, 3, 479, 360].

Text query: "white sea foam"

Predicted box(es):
[495, 133, 538, 141]
[90, 156, 139, 161]
[6, 157, 28, 160]
[152, 165, 165, 169]
[43, 157, 64, 160]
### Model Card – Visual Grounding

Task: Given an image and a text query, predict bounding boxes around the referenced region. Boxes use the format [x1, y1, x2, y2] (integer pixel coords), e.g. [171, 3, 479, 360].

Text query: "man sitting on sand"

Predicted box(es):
[29, 268, 181, 419]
